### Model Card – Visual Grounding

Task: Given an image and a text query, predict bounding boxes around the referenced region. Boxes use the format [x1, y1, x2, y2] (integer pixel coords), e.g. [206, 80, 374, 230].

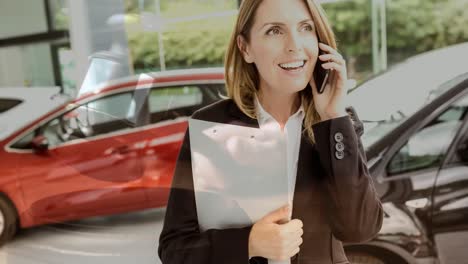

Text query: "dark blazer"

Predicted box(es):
[158, 99, 383, 264]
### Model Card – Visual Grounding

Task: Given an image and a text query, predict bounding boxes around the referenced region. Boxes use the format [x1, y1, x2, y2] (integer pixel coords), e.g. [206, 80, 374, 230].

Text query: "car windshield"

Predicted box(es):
[348, 62, 468, 149]
[0, 98, 22, 114]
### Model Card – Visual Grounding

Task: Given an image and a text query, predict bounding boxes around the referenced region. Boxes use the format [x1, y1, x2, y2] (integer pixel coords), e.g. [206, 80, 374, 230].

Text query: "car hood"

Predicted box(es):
[348, 42, 468, 122]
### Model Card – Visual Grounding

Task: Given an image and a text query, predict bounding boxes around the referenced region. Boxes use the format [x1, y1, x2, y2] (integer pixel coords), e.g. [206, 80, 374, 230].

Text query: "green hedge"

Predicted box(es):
[128, 15, 235, 70]
[127, 0, 468, 81]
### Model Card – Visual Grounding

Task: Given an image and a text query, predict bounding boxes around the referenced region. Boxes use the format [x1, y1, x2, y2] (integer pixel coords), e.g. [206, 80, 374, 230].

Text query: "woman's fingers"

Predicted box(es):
[319, 42, 341, 56]
[318, 54, 345, 65]
[286, 237, 303, 257]
[321, 61, 344, 71]
[318, 42, 346, 70]
[288, 247, 300, 259]
[312, 43, 349, 119]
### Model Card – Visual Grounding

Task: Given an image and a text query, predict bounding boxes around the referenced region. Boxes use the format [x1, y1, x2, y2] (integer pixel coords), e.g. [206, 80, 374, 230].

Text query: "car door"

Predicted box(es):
[430, 91, 468, 264]
[11, 90, 149, 223]
[365, 88, 468, 263]
[140, 83, 223, 207]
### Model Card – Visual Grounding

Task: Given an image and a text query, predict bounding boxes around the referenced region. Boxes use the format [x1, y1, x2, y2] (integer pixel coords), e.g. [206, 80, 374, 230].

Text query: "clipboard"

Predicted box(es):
[188, 118, 291, 231]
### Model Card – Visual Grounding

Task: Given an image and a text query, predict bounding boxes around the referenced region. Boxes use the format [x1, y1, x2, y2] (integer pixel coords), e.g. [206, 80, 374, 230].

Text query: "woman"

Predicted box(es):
[158, 0, 383, 263]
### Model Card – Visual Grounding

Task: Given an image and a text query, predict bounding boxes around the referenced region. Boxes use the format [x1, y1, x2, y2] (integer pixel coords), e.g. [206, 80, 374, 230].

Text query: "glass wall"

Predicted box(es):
[0, 0, 48, 39]
[126, 0, 238, 72]
[322, 0, 374, 83]
[0, 44, 55, 87]
[385, 0, 468, 65]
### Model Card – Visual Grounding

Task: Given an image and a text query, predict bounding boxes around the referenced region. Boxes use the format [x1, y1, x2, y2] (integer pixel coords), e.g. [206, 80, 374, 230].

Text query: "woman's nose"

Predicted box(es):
[286, 32, 303, 53]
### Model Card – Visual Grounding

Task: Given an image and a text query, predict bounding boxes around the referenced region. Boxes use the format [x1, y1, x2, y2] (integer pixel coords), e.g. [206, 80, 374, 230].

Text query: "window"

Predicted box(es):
[86, 93, 136, 126]
[148, 85, 204, 123]
[11, 92, 138, 149]
[48, 0, 69, 30]
[387, 93, 468, 175]
[66, 92, 138, 139]
[0, 99, 22, 113]
[10, 132, 34, 149]
[0, 0, 48, 39]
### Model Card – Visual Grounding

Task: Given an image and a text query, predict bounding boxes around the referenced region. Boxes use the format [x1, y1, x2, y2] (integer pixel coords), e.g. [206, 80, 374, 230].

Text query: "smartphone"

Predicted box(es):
[314, 49, 330, 94]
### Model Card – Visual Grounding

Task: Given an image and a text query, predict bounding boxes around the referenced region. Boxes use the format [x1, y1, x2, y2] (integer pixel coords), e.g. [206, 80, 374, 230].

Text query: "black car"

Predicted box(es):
[344, 43, 468, 264]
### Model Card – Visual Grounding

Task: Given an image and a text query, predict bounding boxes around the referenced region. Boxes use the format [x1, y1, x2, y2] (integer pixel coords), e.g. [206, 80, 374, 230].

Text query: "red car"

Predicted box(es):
[0, 68, 225, 245]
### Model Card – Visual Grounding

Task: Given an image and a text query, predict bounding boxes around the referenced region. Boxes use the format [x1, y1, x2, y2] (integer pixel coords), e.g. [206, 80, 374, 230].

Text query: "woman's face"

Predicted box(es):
[240, 0, 319, 97]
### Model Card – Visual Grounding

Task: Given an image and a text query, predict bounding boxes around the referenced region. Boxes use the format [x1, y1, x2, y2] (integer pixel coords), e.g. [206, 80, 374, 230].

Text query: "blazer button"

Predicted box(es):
[335, 142, 345, 151]
[335, 150, 344, 160]
[334, 132, 343, 142]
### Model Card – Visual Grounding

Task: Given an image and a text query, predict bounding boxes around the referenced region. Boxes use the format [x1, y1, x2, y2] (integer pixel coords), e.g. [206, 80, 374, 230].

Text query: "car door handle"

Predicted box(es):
[111, 145, 132, 155]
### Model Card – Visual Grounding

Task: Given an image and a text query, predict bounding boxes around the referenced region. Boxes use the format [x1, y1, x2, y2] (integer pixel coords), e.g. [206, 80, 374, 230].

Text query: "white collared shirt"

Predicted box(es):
[254, 96, 305, 208]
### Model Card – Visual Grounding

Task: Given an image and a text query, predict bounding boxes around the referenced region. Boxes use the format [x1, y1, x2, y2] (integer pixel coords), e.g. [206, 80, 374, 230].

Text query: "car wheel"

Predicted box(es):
[347, 252, 386, 264]
[0, 197, 18, 246]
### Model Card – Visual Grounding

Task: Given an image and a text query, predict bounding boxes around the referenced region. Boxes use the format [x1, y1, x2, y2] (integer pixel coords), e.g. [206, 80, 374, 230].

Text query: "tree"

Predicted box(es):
[126, 0, 468, 82]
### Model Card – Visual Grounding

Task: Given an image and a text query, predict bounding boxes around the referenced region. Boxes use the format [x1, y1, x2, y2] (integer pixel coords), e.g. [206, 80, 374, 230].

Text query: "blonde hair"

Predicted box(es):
[224, 0, 337, 144]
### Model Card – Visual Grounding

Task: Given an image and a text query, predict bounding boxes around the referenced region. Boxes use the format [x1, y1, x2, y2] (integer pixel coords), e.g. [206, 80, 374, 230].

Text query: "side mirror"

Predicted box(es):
[31, 135, 49, 153]
[457, 139, 468, 162]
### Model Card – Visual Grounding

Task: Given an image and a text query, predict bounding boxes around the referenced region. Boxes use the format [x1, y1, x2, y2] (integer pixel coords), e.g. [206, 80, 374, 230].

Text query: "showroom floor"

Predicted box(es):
[0, 208, 165, 264]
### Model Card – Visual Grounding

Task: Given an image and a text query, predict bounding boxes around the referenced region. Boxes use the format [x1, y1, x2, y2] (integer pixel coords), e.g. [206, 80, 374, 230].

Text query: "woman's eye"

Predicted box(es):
[266, 27, 281, 35]
[302, 24, 314, 32]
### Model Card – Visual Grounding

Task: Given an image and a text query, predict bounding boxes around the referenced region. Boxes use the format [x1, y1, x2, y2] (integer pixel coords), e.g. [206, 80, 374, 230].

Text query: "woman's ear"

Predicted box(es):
[237, 35, 254, 63]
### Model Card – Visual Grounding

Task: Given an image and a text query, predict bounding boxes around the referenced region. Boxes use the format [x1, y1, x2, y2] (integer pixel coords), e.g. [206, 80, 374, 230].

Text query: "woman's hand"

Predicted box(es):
[310, 43, 350, 121]
[248, 205, 303, 261]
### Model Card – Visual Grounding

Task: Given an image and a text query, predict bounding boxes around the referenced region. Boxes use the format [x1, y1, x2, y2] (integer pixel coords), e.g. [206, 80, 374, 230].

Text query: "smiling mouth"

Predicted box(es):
[278, 60, 307, 71]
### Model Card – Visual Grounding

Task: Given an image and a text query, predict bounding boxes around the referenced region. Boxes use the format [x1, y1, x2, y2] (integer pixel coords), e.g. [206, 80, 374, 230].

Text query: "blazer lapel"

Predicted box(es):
[292, 127, 310, 218]
[290, 127, 316, 264]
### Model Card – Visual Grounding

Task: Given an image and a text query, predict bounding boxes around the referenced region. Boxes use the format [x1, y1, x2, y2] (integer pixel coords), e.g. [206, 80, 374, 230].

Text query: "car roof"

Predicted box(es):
[76, 67, 225, 99]
[0, 87, 70, 141]
[348, 42, 468, 121]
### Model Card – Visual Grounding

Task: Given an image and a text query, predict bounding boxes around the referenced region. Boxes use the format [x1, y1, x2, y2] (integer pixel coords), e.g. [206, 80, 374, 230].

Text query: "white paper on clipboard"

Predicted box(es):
[189, 118, 293, 264]
[188, 118, 291, 231]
